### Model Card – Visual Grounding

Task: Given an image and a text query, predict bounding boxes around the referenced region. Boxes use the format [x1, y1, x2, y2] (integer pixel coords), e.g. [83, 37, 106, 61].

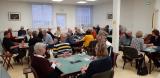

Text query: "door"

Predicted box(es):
[56, 13, 67, 30]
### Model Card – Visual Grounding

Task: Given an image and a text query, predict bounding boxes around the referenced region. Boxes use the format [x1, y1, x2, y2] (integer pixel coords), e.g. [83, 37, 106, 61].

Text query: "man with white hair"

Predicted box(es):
[31, 42, 61, 78]
[42, 30, 54, 45]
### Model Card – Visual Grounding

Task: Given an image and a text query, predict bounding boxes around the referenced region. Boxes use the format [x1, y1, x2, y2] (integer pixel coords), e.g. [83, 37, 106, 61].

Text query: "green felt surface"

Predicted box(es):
[49, 54, 91, 75]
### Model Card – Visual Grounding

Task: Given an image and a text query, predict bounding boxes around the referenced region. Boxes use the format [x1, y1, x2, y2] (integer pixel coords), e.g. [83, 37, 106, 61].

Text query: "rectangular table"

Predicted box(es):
[49, 54, 91, 77]
[0, 65, 11, 78]
[142, 47, 157, 74]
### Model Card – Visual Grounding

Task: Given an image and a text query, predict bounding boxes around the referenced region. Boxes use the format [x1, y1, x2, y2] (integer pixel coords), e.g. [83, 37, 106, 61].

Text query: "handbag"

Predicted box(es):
[137, 58, 148, 75]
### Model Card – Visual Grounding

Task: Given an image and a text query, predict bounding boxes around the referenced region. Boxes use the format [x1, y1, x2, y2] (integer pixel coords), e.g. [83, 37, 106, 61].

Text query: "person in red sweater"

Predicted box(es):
[31, 43, 62, 78]
[92, 27, 97, 39]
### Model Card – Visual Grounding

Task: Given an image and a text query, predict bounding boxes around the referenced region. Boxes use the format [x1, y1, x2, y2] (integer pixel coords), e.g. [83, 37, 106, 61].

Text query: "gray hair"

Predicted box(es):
[34, 43, 46, 54]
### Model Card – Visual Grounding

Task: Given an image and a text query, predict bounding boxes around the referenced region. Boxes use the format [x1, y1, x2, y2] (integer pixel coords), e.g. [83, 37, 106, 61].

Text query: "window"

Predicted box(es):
[76, 6, 93, 27]
[32, 4, 53, 28]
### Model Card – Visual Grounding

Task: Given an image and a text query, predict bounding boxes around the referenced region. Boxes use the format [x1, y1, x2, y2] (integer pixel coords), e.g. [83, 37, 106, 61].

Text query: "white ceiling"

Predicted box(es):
[2, 0, 112, 5]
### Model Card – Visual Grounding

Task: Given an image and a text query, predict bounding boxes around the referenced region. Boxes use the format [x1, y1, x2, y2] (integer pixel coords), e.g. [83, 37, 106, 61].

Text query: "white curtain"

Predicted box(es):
[76, 6, 93, 27]
[32, 4, 53, 28]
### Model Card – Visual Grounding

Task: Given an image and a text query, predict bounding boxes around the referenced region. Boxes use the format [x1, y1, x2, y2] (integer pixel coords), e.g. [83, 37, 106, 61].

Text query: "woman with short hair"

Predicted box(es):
[131, 31, 144, 52]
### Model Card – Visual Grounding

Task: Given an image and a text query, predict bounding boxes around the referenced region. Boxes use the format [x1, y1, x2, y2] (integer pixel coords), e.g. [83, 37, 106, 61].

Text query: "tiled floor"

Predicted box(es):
[4, 52, 160, 78]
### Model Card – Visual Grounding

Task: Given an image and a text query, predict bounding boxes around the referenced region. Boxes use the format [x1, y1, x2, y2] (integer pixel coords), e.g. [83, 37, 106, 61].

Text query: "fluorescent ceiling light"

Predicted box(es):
[52, 0, 63, 2]
[86, 0, 96, 1]
[77, 1, 87, 4]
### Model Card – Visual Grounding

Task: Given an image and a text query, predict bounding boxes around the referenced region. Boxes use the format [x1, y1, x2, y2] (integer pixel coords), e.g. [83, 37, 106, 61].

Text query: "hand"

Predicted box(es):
[80, 66, 88, 74]
[52, 61, 58, 64]
[146, 44, 153, 47]
[90, 56, 96, 60]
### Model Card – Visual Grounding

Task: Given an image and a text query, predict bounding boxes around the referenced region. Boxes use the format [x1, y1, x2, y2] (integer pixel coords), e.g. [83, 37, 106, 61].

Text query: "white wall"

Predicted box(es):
[120, 0, 155, 35]
[0, 0, 156, 35]
[0, 1, 76, 32]
[53, 4, 76, 32]
[155, 0, 160, 30]
[0, 1, 32, 31]
[93, 2, 113, 27]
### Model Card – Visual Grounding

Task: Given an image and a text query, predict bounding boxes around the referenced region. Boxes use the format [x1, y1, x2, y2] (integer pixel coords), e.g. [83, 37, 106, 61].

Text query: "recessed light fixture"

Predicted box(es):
[77, 1, 87, 4]
[86, 0, 96, 1]
[52, 0, 63, 2]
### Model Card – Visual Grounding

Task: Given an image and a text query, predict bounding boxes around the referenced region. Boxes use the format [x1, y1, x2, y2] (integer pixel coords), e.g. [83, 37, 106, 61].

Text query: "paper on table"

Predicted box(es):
[84, 58, 90, 61]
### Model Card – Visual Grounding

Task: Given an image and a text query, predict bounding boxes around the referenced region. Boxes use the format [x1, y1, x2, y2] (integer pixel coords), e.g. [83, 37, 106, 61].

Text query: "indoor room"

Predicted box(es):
[0, 0, 160, 78]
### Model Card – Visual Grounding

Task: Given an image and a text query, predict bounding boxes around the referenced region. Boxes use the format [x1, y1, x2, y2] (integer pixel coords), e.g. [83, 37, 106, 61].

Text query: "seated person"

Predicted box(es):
[42, 30, 54, 45]
[74, 27, 83, 37]
[148, 29, 160, 47]
[38, 28, 43, 40]
[80, 40, 112, 78]
[130, 31, 145, 68]
[131, 31, 145, 53]
[92, 27, 97, 39]
[2, 31, 25, 62]
[54, 26, 61, 37]
[28, 31, 42, 55]
[26, 29, 33, 42]
[144, 34, 152, 44]
[119, 31, 132, 46]
[47, 28, 56, 40]
[31, 43, 62, 78]
[18, 26, 26, 36]
[147, 29, 160, 68]
[52, 33, 72, 56]
[68, 28, 73, 36]
[7, 28, 15, 39]
[81, 29, 94, 48]
[29, 31, 42, 46]
[66, 33, 76, 45]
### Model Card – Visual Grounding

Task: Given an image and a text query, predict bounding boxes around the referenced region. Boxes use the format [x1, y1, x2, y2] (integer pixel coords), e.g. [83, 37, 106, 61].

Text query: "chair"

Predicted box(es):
[149, 52, 160, 71]
[0, 52, 13, 70]
[92, 69, 114, 78]
[122, 46, 143, 69]
[0, 43, 13, 70]
[72, 41, 84, 54]
[86, 40, 97, 56]
[31, 67, 39, 78]
[107, 46, 119, 67]
[23, 67, 32, 78]
[23, 66, 39, 78]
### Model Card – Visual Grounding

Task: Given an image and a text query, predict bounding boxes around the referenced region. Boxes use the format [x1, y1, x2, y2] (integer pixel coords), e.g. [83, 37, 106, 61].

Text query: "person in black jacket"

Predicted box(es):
[28, 31, 42, 56]
[38, 28, 43, 40]
[80, 34, 112, 78]
[18, 26, 26, 36]
[147, 29, 160, 68]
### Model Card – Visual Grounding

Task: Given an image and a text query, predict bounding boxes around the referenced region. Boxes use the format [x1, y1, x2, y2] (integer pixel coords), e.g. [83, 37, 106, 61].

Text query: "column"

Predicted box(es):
[112, 0, 121, 53]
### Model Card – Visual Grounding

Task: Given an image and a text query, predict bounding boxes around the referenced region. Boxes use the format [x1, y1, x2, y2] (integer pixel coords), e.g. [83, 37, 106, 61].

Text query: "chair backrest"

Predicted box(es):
[92, 69, 114, 78]
[31, 67, 39, 78]
[88, 40, 97, 48]
[123, 46, 139, 58]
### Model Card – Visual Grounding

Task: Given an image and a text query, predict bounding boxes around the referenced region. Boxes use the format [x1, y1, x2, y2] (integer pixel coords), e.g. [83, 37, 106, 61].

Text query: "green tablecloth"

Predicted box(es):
[143, 47, 157, 53]
[49, 54, 91, 75]
[0, 65, 11, 78]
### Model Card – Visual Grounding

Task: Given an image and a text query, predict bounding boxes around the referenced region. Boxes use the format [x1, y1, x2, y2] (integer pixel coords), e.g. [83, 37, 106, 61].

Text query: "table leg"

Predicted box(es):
[149, 58, 152, 74]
